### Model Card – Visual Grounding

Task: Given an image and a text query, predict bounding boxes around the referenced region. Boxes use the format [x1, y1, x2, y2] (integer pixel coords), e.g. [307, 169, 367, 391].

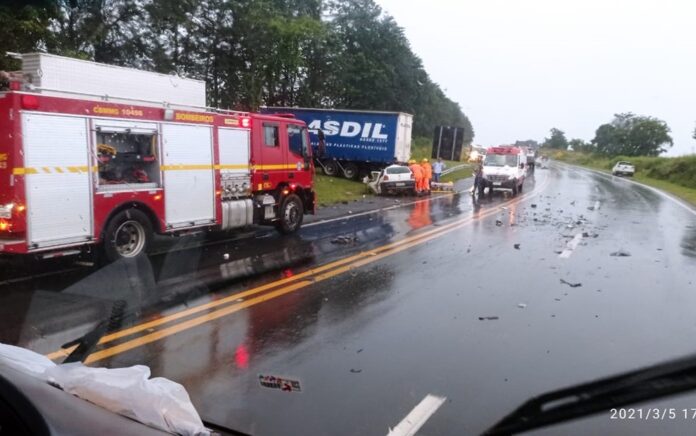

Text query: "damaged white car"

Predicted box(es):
[364, 165, 415, 195]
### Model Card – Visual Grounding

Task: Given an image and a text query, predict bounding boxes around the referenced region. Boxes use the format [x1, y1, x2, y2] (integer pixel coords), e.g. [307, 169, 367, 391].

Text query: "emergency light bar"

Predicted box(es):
[487, 146, 522, 154]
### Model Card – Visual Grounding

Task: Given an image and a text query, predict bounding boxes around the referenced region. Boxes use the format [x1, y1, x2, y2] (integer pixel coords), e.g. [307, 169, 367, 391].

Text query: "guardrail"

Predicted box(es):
[441, 164, 470, 176]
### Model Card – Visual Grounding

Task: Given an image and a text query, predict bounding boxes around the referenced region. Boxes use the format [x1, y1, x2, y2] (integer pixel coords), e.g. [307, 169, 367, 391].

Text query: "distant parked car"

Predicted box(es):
[612, 161, 635, 176]
[365, 164, 415, 195]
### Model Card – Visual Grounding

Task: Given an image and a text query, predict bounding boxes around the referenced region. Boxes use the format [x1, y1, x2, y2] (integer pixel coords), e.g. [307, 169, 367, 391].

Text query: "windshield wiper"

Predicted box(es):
[484, 353, 696, 435]
[61, 299, 126, 363]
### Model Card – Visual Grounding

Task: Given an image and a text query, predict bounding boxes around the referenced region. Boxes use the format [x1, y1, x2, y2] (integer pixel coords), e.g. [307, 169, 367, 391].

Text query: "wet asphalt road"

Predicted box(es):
[2, 163, 696, 435]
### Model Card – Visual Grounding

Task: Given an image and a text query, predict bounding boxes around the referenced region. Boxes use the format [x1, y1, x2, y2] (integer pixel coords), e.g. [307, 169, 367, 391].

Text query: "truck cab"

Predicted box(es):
[481, 146, 527, 196]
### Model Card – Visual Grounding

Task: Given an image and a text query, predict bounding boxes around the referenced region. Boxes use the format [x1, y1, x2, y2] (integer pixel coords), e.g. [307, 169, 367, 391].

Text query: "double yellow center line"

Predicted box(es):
[47, 174, 549, 364]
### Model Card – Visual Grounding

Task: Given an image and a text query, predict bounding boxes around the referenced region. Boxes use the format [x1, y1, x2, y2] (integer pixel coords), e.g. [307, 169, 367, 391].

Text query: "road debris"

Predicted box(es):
[560, 279, 582, 288]
[496, 220, 503, 226]
[531, 204, 537, 208]
[514, 243, 521, 249]
[478, 316, 499, 321]
[259, 375, 302, 392]
[517, 303, 527, 309]
[331, 235, 359, 244]
[610, 250, 631, 257]
[223, 253, 230, 260]
[350, 369, 362, 373]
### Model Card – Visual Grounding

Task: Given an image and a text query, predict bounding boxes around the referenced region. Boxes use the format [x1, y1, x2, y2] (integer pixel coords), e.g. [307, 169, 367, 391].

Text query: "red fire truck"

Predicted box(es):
[0, 58, 315, 262]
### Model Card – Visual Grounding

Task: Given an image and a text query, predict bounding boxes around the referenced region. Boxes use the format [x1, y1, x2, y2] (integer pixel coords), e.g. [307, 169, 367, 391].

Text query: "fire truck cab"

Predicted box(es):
[0, 55, 315, 262]
[480, 146, 527, 196]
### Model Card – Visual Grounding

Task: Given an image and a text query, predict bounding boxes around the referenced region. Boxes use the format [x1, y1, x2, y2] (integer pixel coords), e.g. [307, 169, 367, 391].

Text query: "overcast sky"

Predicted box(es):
[376, 0, 696, 155]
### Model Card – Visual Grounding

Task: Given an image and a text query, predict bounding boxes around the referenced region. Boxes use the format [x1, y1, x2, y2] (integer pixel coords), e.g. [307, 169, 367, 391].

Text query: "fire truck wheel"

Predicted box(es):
[103, 209, 153, 262]
[343, 163, 359, 180]
[322, 161, 339, 177]
[276, 194, 304, 234]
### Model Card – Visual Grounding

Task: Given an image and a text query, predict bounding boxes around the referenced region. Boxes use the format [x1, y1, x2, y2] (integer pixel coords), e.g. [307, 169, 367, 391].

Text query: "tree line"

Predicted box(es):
[0, 0, 473, 140]
[542, 113, 673, 157]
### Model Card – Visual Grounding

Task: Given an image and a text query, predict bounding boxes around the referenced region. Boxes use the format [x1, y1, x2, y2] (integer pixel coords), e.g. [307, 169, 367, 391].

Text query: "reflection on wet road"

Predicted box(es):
[2, 164, 696, 435]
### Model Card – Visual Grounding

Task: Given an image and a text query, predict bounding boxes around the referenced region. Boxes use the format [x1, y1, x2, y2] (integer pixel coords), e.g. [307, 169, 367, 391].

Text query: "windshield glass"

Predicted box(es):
[386, 166, 410, 174]
[484, 154, 518, 167]
[2, 2, 696, 436]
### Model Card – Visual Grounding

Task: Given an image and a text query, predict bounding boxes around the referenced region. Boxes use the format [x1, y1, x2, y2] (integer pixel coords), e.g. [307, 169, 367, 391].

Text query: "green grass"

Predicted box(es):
[440, 163, 473, 183]
[551, 150, 696, 206]
[314, 173, 370, 206]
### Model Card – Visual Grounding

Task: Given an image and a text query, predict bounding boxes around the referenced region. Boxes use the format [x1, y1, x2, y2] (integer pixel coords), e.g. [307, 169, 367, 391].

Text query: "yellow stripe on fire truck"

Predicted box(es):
[254, 164, 300, 170]
[12, 166, 91, 175]
[160, 164, 295, 171]
[160, 164, 215, 171]
[216, 164, 250, 170]
[12, 164, 299, 175]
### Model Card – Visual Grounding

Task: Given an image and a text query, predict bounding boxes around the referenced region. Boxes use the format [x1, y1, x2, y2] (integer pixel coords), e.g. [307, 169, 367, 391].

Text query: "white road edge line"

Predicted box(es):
[557, 162, 696, 217]
[387, 394, 447, 436]
[559, 233, 584, 259]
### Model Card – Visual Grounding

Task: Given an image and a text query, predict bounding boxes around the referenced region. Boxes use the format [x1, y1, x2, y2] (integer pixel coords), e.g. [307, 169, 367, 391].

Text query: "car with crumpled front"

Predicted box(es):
[372, 164, 415, 195]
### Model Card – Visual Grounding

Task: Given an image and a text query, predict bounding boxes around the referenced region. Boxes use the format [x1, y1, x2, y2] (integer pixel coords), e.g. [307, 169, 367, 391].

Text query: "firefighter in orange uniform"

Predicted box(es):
[421, 158, 432, 194]
[408, 159, 424, 195]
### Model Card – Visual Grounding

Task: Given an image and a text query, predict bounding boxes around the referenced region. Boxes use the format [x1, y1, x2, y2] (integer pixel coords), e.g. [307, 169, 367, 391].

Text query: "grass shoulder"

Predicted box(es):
[313, 173, 369, 206]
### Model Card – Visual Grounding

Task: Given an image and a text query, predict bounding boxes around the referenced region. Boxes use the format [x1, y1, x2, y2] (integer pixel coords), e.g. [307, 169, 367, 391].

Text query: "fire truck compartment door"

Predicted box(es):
[21, 113, 93, 248]
[218, 128, 250, 175]
[161, 123, 215, 227]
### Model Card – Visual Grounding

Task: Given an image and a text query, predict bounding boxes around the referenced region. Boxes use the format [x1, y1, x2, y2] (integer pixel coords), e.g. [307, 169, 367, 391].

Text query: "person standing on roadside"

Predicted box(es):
[432, 157, 445, 183]
[317, 129, 326, 159]
[408, 159, 424, 195]
[473, 162, 485, 197]
[421, 158, 432, 194]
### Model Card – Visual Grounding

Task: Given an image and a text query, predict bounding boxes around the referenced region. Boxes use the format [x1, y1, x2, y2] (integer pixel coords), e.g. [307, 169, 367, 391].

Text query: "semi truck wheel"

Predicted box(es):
[343, 163, 359, 180]
[102, 209, 152, 262]
[322, 160, 339, 177]
[276, 194, 304, 234]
